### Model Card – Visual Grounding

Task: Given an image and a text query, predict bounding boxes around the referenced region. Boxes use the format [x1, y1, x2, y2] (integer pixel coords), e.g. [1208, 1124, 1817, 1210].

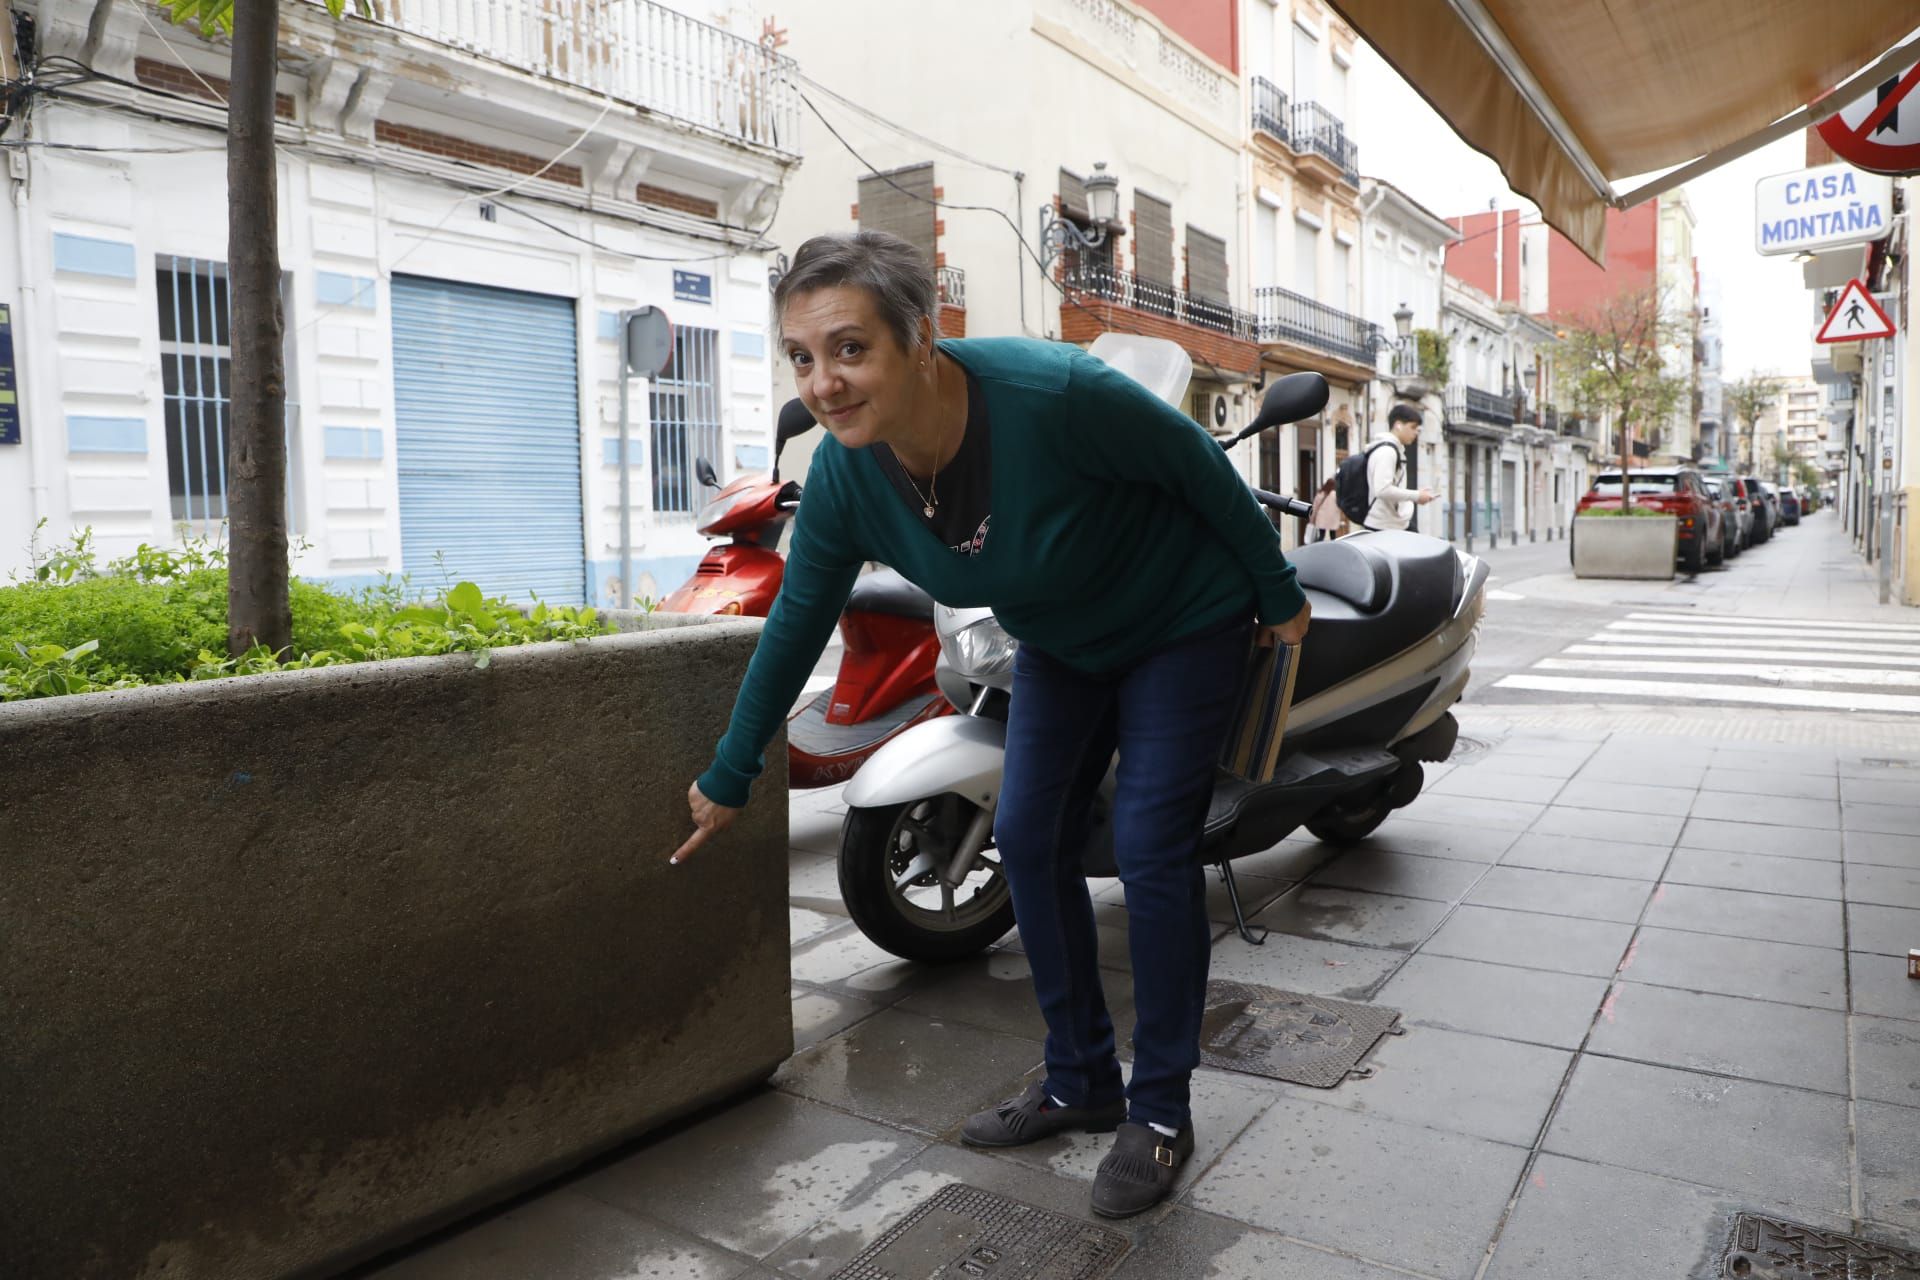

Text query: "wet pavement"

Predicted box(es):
[355, 516, 1920, 1280]
[352, 716, 1920, 1280]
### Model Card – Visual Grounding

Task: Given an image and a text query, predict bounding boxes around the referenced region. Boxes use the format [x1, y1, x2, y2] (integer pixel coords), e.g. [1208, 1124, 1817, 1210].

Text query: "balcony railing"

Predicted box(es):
[936, 265, 966, 309]
[1464, 385, 1516, 426]
[347, 0, 801, 155]
[1064, 264, 1256, 340]
[1290, 100, 1358, 186]
[1253, 286, 1379, 366]
[1251, 76, 1289, 143]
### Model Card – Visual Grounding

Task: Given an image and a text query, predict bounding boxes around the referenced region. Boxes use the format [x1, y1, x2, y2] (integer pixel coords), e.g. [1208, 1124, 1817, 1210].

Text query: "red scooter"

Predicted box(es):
[659, 399, 951, 788]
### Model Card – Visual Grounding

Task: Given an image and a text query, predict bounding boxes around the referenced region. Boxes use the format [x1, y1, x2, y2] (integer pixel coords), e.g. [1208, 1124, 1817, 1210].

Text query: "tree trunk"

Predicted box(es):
[226, 0, 292, 657]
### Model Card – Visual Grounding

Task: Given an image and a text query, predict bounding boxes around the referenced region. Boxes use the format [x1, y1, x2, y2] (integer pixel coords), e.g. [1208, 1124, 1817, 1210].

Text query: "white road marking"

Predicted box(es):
[1536, 657, 1920, 687]
[1578, 631, 1920, 657]
[1493, 673, 1920, 714]
[1606, 620, 1920, 646]
[1486, 589, 1528, 601]
[1626, 611, 1920, 635]
[801, 675, 838, 697]
[1565, 643, 1920, 668]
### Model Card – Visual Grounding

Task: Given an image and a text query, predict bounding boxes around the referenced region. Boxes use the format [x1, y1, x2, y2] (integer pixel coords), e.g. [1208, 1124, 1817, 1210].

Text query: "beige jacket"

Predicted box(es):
[1364, 434, 1419, 531]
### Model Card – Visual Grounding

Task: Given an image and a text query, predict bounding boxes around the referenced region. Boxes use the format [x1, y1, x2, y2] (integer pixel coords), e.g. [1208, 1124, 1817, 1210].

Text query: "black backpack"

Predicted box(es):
[1334, 440, 1398, 526]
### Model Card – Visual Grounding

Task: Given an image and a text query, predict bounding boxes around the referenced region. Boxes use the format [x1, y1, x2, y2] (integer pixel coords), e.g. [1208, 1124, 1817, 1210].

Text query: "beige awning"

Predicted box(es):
[1329, 0, 1920, 263]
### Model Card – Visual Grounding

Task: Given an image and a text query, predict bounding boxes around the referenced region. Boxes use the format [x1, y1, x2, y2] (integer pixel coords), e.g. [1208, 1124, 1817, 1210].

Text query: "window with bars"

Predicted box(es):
[650, 324, 722, 515]
[155, 257, 300, 535]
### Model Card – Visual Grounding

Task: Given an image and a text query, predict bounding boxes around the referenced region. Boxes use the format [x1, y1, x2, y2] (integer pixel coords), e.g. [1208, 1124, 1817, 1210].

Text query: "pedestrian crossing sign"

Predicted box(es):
[1815, 279, 1896, 343]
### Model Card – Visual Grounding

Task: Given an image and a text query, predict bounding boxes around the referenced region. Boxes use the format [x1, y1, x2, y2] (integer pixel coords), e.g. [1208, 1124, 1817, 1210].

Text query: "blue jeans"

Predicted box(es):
[993, 616, 1251, 1131]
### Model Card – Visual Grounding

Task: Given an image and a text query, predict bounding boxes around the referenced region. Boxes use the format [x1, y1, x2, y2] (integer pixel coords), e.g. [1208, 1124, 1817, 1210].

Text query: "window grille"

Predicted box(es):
[650, 324, 722, 515]
[156, 256, 300, 536]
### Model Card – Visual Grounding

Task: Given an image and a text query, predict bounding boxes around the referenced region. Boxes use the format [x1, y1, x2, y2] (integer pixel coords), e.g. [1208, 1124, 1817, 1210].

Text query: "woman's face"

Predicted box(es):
[781, 285, 924, 451]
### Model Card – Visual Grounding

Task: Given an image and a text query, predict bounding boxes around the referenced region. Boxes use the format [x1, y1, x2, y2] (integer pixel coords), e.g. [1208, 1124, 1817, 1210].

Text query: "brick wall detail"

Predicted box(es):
[136, 57, 294, 120]
[373, 120, 583, 187]
[1059, 299, 1259, 376]
[938, 303, 967, 339]
[636, 183, 719, 219]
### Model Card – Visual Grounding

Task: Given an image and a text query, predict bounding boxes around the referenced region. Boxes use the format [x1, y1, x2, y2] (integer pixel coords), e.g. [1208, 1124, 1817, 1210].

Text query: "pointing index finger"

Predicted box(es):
[670, 825, 714, 865]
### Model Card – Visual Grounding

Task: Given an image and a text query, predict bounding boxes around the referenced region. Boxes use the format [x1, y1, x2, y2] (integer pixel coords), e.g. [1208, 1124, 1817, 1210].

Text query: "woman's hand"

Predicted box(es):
[1256, 600, 1311, 648]
[671, 782, 741, 864]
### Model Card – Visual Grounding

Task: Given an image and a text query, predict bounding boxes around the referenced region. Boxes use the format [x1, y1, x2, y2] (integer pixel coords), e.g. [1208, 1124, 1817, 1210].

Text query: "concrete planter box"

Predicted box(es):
[1, 613, 790, 1280]
[1571, 514, 1678, 580]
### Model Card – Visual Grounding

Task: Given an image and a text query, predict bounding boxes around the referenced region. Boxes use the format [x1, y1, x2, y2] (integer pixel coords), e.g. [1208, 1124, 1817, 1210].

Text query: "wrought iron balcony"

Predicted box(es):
[1251, 76, 1290, 143]
[1290, 101, 1359, 186]
[1253, 286, 1379, 366]
[1464, 385, 1516, 426]
[332, 0, 801, 155]
[936, 265, 966, 309]
[1063, 264, 1256, 340]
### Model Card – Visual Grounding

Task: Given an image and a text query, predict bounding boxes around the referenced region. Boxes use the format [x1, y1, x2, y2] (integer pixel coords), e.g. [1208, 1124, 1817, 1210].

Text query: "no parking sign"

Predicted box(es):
[1817, 62, 1920, 175]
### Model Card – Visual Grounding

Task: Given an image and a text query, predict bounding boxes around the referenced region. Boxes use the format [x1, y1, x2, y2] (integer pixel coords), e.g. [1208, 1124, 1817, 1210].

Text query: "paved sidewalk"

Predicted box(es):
[1490, 508, 1905, 623]
[356, 709, 1920, 1280]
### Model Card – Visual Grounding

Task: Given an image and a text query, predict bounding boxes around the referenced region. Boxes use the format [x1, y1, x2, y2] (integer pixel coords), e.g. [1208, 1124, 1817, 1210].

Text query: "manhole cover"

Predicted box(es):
[1721, 1213, 1920, 1279]
[828, 1184, 1128, 1280]
[1193, 982, 1400, 1088]
[1451, 733, 1493, 762]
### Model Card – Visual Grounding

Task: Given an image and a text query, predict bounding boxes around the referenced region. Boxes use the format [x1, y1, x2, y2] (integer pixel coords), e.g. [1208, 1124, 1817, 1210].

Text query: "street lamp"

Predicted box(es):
[1367, 300, 1417, 360]
[1039, 161, 1121, 269]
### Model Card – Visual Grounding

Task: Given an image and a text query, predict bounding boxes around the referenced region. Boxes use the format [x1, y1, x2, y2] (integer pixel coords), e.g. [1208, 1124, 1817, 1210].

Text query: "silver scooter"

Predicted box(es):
[835, 337, 1489, 963]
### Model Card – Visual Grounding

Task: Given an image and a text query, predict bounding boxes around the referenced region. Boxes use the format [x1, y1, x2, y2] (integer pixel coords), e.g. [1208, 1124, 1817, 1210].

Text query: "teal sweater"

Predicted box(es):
[697, 337, 1307, 808]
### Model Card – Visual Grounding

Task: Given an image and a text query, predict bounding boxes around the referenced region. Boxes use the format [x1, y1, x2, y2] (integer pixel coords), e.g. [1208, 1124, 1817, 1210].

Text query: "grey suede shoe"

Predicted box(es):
[1090, 1121, 1195, 1218]
[960, 1081, 1126, 1148]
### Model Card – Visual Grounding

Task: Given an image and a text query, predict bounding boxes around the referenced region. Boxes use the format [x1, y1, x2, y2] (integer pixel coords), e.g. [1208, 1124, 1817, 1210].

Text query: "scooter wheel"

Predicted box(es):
[839, 797, 1016, 964]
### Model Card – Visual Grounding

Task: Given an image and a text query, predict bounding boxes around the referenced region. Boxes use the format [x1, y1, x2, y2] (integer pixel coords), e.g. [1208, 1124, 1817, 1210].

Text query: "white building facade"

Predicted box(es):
[2, 0, 800, 605]
[766, 0, 1258, 491]
[1356, 178, 1454, 536]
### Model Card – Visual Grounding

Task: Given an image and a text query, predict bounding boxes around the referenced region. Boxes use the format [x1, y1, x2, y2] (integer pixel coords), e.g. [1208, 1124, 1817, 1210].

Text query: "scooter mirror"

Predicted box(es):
[695, 456, 720, 489]
[772, 398, 818, 482]
[1257, 372, 1329, 429]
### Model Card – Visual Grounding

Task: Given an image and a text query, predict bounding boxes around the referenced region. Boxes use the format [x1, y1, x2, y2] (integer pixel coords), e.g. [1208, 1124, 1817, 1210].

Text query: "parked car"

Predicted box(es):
[1722, 476, 1757, 550]
[1777, 485, 1802, 526]
[1740, 474, 1776, 544]
[1575, 467, 1724, 573]
[1701, 477, 1743, 560]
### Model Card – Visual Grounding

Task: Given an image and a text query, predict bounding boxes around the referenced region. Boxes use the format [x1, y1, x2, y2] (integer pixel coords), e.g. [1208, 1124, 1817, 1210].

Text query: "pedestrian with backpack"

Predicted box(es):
[1334, 403, 1434, 533]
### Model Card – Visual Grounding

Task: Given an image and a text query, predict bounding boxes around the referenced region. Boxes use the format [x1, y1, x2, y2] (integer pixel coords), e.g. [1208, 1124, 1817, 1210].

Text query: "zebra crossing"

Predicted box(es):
[1491, 610, 1920, 715]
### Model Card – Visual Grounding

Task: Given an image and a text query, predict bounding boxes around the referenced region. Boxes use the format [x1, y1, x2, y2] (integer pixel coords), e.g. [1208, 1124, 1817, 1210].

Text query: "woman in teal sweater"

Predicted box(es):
[671, 231, 1309, 1217]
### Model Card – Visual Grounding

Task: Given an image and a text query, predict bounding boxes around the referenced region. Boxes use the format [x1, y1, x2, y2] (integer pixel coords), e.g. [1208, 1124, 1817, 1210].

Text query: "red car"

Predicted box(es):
[1575, 467, 1725, 573]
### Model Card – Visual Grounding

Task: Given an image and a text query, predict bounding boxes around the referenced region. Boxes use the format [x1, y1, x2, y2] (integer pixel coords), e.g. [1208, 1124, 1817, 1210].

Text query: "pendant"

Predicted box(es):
[923, 503, 935, 518]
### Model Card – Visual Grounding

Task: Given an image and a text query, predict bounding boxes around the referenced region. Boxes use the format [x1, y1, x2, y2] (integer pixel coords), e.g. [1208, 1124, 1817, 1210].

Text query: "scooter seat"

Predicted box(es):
[1289, 531, 1460, 704]
[1288, 539, 1390, 612]
[846, 567, 935, 621]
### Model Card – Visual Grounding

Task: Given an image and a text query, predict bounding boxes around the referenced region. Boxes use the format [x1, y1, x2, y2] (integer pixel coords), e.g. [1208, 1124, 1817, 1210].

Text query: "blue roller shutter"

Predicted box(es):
[391, 275, 586, 603]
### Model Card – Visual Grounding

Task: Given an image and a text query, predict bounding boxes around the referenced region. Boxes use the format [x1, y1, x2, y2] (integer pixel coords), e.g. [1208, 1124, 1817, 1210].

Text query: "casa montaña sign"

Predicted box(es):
[1754, 163, 1893, 255]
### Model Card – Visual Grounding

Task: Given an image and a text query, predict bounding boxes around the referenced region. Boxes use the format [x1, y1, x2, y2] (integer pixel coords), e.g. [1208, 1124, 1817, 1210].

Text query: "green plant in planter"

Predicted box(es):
[1412, 329, 1451, 385]
[2, 525, 614, 700]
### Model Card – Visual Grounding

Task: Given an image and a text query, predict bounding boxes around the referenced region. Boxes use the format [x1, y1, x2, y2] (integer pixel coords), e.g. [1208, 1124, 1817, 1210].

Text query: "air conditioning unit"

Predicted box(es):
[1192, 391, 1232, 437]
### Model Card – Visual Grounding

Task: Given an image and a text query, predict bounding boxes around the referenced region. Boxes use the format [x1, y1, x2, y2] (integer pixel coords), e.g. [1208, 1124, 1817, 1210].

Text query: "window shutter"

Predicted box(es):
[857, 163, 935, 272]
[1134, 192, 1173, 285]
[1058, 167, 1088, 220]
[1188, 227, 1228, 303]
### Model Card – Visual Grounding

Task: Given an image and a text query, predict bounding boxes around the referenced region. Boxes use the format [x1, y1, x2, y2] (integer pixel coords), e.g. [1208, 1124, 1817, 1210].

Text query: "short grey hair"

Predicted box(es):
[774, 230, 939, 354]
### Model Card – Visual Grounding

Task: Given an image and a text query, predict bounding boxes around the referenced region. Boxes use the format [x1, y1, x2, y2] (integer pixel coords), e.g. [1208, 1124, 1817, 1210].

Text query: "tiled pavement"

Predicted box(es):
[362, 731, 1920, 1279]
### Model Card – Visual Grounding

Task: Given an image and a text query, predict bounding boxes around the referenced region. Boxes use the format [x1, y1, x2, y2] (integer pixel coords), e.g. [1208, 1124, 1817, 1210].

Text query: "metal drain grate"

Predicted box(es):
[828, 1183, 1129, 1280]
[1194, 981, 1400, 1088]
[1721, 1213, 1920, 1279]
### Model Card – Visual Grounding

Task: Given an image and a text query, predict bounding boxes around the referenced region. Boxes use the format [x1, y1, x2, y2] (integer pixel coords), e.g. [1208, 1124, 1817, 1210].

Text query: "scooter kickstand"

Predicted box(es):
[1216, 861, 1267, 946]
